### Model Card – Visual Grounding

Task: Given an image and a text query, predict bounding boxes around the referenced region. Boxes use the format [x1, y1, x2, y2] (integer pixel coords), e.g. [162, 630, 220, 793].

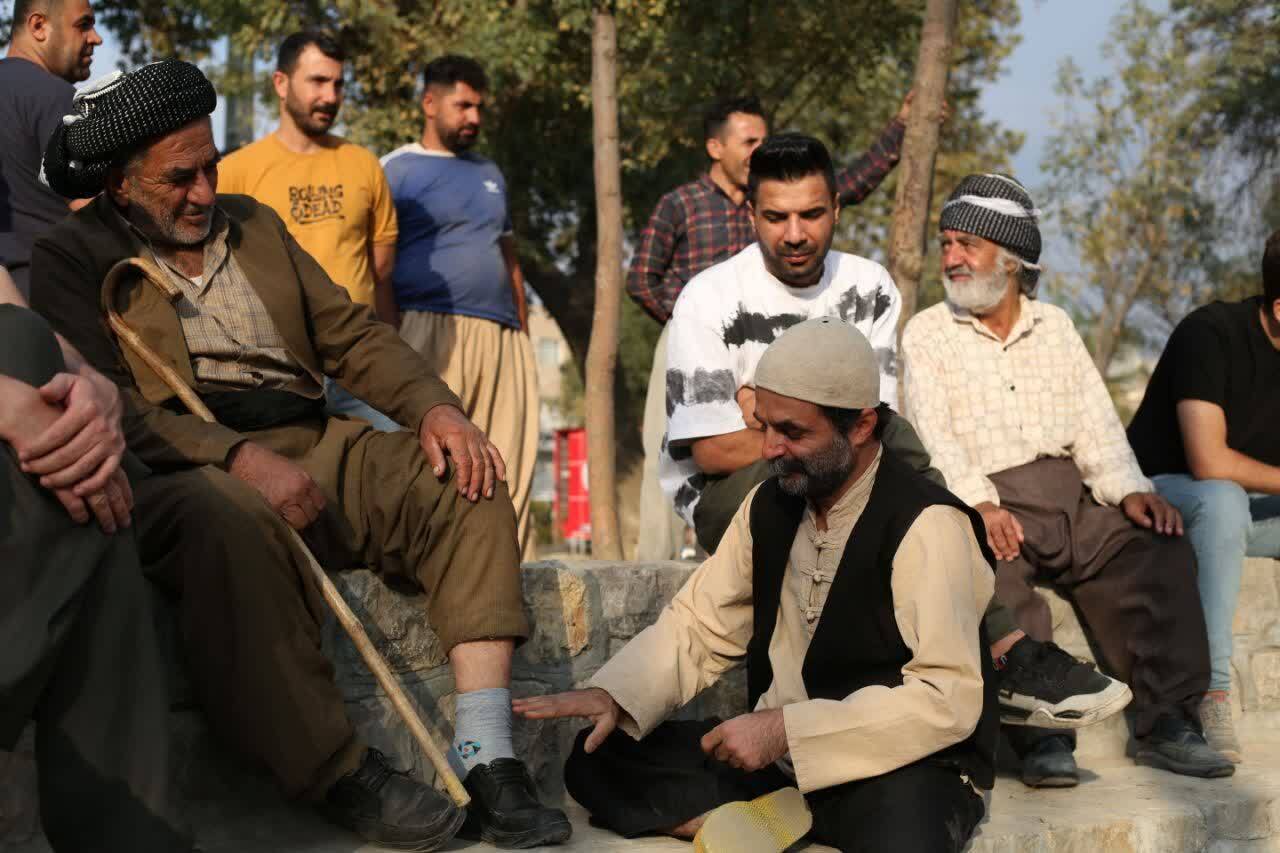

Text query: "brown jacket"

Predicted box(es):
[30, 193, 462, 469]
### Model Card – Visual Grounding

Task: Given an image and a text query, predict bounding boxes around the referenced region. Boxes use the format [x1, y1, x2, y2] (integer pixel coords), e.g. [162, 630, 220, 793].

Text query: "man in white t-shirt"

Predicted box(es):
[660, 135, 1132, 745]
[660, 133, 914, 550]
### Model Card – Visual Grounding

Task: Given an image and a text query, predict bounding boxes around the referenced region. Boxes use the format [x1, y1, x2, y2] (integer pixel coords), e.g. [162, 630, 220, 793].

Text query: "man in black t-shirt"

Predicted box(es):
[0, 0, 101, 297]
[1128, 228, 1280, 764]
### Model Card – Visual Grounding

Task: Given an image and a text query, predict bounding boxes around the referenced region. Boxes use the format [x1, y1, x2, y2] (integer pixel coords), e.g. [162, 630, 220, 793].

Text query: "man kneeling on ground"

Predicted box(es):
[32, 60, 567, 851]
[518, 319, 998, 852]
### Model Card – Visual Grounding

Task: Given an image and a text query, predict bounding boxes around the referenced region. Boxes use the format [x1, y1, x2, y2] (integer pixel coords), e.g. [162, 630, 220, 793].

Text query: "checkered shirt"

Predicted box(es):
[144, 210, 319, 394]
[626, 119, 906, 324]
[900, 297, 1153, 508]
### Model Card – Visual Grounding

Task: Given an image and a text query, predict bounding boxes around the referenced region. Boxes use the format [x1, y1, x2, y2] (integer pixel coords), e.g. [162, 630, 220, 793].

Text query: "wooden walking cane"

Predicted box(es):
[102, 257, 470, 808]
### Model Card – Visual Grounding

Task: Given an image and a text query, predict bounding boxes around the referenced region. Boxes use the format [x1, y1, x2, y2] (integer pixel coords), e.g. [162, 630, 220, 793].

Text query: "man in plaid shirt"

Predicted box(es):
[630, 93, 916, 560]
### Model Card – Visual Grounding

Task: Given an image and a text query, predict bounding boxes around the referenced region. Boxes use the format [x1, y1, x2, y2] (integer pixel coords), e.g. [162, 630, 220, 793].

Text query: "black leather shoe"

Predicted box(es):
[1136, 714, 1235, 778]
[1021, 734, 1079, 788]
[320, 748, 465, 851]
[459, 757, 573, 848]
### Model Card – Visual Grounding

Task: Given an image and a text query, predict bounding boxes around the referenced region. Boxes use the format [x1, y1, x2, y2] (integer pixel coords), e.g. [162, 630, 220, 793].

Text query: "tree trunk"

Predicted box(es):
[223, 36, 255, 152]
[887, 0, 959, 347]
[584, 2, 624, 560]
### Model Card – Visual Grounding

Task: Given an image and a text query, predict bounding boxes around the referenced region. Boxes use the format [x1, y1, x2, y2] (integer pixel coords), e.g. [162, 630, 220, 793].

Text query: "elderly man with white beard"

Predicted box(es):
[901, 173, 1233, 785]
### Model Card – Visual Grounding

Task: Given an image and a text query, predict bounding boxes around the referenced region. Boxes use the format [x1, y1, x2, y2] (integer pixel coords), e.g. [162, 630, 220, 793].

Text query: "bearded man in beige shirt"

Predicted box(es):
[518, 318, 998, 853]
[902, 173, 1232, 786]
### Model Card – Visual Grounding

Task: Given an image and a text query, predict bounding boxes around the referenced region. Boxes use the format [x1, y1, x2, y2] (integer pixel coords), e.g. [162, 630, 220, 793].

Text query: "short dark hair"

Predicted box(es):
[1264, 228, 1280, 306]
[747, 133, 837, 204]
[703, 95, 765, 141]
[277, 31, 345, 74]
[12, 0, 58, 32]
[820, 402, 890, 440]
[423, 54, 488, 93]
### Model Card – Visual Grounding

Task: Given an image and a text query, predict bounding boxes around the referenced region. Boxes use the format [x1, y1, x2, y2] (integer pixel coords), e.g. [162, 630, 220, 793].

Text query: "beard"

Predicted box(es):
[942, 263, 1008, 313]
[441, 121, 480, 152]
[130, 197, 213, 247]
[770, 431, 856, 501]
[285, 95, 338, 137]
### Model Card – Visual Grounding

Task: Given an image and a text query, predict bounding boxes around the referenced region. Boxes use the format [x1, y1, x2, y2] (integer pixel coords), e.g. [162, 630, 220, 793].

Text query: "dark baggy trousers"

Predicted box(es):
[990, 458, 1210, 738]
[124, 410, 531, 800]
[565, 721, 984, 853]
[0, 305, 190, 852]
[690, 412, 1023, 644]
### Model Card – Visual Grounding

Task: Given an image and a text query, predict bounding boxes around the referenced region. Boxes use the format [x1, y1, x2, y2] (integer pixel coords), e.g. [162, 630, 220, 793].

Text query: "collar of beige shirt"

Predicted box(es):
[802, 445, 883, 540]
[946, 293, 1044, 347]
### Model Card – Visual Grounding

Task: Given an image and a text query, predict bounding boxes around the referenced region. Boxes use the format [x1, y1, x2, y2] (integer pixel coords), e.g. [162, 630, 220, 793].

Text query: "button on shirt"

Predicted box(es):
[900, 297, 1151, 507]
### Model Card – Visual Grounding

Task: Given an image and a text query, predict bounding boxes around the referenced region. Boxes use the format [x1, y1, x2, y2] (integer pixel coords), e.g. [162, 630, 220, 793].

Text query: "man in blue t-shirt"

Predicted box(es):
[382, 55, 540, 559]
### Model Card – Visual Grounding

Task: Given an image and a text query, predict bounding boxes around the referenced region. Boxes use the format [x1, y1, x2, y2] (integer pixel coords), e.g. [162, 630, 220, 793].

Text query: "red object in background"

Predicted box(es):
[553, 427, 591, 545]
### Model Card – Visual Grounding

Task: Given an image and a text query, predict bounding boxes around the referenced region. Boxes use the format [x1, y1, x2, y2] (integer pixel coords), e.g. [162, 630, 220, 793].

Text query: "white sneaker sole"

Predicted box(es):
[1001, 680, 1133, 729]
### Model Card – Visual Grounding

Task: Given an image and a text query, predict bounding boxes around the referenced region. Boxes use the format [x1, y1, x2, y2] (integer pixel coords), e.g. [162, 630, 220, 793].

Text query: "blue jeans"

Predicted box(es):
[323, 378, 401, 433]
[1153, 474, 1280, 692]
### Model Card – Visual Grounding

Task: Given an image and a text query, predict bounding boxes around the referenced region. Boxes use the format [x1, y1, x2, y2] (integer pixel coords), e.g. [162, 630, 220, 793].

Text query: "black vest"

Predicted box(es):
[747, 449, 1000, 789]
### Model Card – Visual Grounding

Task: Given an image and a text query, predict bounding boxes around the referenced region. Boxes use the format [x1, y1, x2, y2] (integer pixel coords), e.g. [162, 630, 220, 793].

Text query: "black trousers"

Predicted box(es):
[0, 305, 190, 852]
[565, 720, 984, 853]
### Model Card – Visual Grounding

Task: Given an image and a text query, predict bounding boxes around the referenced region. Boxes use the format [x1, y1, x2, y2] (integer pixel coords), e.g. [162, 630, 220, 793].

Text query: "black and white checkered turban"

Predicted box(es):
[41, 60, 217, 199]
[939, 173, 1043, 292]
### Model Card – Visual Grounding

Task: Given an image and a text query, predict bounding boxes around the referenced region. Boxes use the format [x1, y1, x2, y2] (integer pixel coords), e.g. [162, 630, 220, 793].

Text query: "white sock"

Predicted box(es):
[450, 687, 515, 777]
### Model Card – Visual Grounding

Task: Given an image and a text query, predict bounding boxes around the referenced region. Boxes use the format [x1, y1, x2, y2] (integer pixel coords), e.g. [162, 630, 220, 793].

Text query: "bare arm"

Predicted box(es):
[371, 242, 399, 327]
[499, 234, 529, 332]
[690, 428, 765, 476]
[1178, 399, 1280, 494]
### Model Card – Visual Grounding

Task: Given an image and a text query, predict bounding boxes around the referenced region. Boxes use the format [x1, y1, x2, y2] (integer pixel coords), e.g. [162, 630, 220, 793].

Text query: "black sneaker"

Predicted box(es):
[1135, 714, 1235, 778]
[998, 639, 1132, 728]
[459, 757, 573, 848]
[1020, 734, 1079, 788]
[320, 748, 466, 851]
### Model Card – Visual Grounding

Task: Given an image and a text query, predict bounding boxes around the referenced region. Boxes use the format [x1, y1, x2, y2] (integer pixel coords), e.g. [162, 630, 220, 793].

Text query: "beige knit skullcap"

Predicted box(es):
[754, 317, 880, 409]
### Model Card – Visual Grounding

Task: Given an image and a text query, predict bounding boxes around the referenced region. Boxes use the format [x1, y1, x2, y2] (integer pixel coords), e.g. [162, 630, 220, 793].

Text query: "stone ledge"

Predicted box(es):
[4, 557, 1279, 851]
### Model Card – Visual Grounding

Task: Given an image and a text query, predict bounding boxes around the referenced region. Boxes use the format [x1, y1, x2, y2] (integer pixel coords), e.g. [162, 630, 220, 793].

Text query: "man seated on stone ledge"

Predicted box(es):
[30, 60, 568, 851]
[517, 318, 999, 853]
[660, 132, 1130, 754]
[1, 265, 192, 851]
[1125, 227, 1280, 764]
[901, 171, 1234, 786]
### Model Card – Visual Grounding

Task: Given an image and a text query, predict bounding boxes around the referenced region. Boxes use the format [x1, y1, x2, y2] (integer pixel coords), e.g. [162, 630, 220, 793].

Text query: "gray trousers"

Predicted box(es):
[0, 305, 189, 851]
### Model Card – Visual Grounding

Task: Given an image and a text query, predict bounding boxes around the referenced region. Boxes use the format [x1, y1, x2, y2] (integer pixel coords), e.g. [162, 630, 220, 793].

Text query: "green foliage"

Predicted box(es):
[1172, 0, 1280, 184]
[1042, 0, 1232, 374]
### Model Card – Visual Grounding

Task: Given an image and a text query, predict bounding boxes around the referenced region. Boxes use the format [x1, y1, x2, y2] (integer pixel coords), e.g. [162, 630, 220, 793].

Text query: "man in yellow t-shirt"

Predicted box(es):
[219, 30, 400, 431]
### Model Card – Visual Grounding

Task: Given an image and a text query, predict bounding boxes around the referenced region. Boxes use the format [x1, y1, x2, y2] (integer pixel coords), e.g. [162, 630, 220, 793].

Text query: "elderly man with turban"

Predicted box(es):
[901, 173, 1233, 786]
[30, 61, 570, 851]
[516, 318, 998, 852]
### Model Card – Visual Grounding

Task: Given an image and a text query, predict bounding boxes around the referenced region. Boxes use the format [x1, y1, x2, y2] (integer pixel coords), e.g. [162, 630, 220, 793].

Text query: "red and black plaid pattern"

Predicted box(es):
[626, 118, 905, 324]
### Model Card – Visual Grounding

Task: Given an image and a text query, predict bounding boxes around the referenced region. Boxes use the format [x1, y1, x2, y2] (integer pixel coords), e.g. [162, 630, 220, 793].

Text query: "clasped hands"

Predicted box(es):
[5, 370, 132, 534]
[513, 687, 789, 772]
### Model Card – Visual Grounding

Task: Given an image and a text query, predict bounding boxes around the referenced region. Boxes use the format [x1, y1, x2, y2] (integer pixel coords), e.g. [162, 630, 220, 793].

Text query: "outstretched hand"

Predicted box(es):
[419, 404, 507, 502]
[513, 688, 621, 754]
